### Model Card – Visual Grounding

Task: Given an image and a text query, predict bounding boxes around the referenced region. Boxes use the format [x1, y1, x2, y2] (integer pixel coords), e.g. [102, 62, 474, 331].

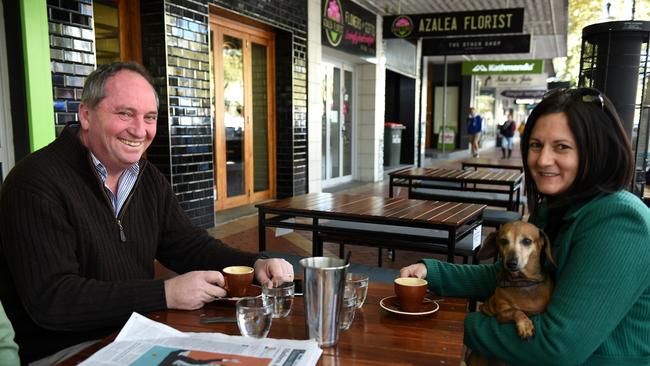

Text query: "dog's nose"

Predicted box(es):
[506, 259, 519, 271]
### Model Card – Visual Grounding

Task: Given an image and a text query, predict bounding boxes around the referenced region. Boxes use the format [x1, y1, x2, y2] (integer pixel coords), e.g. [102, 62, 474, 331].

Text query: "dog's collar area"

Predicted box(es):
[498, 276, 546, 288]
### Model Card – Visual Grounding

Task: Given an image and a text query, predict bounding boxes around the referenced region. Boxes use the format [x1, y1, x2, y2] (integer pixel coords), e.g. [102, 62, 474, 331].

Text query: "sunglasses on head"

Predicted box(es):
[543, 87, 605, 110]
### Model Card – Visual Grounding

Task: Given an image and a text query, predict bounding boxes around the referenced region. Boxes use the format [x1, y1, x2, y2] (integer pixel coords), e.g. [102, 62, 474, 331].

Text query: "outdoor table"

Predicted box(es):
[461, 157, 524, 173]
[58, 282, 468, 365]
[388, 167, 523, 212]
[256, 192, 485, 264]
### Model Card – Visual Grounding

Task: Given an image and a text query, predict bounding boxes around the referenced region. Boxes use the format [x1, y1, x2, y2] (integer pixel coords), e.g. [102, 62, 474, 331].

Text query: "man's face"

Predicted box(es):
[79, 70, 158, 174]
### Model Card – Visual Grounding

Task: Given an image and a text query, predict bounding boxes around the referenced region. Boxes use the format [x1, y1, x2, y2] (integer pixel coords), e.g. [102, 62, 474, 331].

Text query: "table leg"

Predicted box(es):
[258, 209, 266, 252]
[447, 230, 457, 263]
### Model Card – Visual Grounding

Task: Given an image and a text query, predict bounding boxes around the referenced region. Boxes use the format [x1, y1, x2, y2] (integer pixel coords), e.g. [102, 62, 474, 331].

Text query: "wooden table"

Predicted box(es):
[257, 192, 485, 263]
[59, 283, 468, 365]
[461, 157, 524, 173]
[389, 167, 523, 212]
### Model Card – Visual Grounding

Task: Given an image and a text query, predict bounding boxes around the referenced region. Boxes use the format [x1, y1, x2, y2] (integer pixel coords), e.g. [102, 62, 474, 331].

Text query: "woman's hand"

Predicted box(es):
[399, 263, 427, 279]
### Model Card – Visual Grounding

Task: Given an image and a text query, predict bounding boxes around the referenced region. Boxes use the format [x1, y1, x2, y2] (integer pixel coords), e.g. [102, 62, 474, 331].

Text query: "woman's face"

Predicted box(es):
[527, 112, 579, 196]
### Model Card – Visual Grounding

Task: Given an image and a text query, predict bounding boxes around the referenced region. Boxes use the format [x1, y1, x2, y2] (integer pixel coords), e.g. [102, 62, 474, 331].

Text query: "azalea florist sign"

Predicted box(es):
[322, 0, 377, 57]
[384, 8, 524, 39]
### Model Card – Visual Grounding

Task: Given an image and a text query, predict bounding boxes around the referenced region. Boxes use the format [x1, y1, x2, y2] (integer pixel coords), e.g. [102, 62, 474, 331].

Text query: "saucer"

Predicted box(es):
[379, 296, 439, 316]
[212, 284, 262, 304]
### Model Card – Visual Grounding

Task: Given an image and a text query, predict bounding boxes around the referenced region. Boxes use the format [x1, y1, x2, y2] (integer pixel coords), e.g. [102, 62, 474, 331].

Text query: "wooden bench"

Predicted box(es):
[315, 219, 484, 267]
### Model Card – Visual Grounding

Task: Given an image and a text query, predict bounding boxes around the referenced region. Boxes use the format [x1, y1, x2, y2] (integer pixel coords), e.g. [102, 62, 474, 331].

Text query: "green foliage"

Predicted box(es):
[557, 0, 650, 84]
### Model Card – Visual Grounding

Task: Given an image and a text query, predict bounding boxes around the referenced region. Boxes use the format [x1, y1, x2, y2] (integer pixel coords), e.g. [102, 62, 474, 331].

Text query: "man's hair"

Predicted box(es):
[521, 88, 634, 215]
[81, 61, 159, 109]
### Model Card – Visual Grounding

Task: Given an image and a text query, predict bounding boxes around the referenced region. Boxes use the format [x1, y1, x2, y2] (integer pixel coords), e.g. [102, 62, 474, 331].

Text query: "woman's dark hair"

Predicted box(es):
[81, 61, 159, 109]
[520, 87, 634, 215]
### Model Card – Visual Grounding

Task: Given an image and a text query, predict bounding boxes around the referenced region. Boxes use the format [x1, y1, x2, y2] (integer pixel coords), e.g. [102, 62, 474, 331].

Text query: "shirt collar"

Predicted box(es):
[89, 152, 140, 182]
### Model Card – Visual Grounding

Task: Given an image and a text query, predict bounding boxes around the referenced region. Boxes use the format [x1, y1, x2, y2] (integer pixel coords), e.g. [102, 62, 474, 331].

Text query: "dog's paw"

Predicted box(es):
[516, 318, 535, 339]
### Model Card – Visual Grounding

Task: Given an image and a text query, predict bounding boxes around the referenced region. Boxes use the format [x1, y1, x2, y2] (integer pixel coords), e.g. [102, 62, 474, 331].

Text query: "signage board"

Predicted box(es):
[322, 0, 376, 57]
[479, 73, 548, 87]
[462, 60, 544, 75]
[383, 8, 524, 39]
[501, 90, 546, 98]
[422, 34, 530, 56]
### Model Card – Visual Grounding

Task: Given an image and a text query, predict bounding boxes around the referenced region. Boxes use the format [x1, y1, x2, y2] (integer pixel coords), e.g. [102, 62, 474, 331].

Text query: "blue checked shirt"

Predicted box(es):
[89, 153, 139, 217]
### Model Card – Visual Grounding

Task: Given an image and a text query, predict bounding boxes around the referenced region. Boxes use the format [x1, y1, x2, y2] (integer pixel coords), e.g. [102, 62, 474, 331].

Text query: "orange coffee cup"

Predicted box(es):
[223, 266, 254, 297]
[394, 277, 428, 313]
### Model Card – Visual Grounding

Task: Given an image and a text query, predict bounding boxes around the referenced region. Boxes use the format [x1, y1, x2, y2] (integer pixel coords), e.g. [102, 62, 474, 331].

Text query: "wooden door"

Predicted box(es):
[210, 15, 275, 210]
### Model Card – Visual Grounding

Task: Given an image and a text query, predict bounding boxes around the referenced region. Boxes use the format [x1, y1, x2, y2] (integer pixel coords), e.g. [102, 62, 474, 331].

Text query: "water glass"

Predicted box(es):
[346, 273, 369, 309]
[236, 296, 273, 338]
[262, 281, 295, 318]
[339, 286, 356, 331]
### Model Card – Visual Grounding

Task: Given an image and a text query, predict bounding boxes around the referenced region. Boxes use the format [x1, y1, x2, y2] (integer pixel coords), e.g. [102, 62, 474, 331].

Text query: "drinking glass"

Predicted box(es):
[339, 286, 356, 331]
[236, 296, 273, 338]
[346, 273, 369, 309]
[262, 281, 295, 318]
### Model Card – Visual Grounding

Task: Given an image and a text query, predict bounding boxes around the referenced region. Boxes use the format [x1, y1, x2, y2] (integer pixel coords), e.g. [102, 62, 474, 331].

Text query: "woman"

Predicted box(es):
[498, 113, 516, 159]
[400, 88, 650, 365]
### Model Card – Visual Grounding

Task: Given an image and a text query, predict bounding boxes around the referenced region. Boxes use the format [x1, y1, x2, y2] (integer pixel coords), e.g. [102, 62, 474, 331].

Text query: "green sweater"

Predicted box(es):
[0, 302, 18, 366]
[423, 191, 650, 365]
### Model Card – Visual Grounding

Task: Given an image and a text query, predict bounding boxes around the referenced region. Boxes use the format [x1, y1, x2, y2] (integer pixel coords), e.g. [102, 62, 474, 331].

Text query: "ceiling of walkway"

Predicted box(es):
[357, 0, 568, 63]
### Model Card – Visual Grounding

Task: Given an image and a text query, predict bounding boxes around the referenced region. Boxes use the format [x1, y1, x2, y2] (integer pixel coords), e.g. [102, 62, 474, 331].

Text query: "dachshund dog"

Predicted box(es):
[466, 221, 555, 366]
[477, 221, 555, 339]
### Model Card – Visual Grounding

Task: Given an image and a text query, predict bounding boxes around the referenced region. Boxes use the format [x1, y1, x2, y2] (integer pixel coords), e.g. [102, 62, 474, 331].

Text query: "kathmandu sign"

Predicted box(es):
[384, 8, 524, 39]
[462, 60, 543, 75]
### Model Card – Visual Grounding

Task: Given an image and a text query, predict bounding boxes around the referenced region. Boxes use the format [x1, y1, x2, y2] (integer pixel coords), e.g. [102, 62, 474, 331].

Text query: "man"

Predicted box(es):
[467, 107, 482, 157]
[0, 62, 293, 363]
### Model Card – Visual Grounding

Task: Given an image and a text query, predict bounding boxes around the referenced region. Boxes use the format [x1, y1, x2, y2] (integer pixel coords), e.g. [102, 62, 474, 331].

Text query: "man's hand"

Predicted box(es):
[164, 271, 226, 310]
[399, 263, 427, 279]
[254, 258, 294, 288]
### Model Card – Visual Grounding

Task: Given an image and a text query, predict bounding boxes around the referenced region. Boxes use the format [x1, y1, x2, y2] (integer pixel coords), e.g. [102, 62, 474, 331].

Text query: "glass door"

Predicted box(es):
[210, 15, 275, 210]
[321, 61, 353, 187]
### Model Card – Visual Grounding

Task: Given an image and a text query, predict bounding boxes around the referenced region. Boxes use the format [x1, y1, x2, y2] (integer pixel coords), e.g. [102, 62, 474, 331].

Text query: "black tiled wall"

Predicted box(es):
[45, 0, 307, 228]
[47, 0, 95, 136]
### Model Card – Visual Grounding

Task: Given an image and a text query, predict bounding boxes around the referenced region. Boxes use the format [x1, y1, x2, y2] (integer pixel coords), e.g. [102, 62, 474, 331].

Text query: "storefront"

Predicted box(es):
[462, 59, 546, 145]
[318, 0, 378, 188]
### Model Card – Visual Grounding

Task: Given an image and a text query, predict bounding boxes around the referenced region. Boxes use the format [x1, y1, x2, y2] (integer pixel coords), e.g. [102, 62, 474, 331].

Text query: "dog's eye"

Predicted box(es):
[521, 238, 533, 246]
[498, 238, 509, 246]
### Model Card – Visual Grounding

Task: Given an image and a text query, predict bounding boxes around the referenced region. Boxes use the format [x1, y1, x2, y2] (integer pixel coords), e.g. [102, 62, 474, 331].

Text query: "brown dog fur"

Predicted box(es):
[467, 221, 554, 366]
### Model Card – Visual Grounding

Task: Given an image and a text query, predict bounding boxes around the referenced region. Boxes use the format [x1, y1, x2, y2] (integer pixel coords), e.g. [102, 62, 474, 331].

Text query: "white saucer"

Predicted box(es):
[379, 296, 439, 316]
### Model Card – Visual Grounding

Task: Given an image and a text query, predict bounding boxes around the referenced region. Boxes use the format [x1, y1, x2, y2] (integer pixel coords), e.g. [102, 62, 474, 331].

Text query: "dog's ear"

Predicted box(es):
[477, 231, 498, 260]
[540, 228, 556, 266]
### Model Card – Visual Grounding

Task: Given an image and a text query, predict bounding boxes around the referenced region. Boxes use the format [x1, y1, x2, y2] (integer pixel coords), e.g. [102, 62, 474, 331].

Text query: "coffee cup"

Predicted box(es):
[394, 277, 428, 313]
[223, 266, 254, 297]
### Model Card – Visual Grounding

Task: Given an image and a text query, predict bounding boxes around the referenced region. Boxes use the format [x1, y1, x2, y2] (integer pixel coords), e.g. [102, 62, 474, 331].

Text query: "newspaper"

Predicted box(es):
[80, 312, 322, 366]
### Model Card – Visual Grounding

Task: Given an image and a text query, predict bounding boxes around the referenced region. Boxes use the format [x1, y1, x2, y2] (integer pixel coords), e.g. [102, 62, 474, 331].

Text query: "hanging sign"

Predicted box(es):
[462, 59, 544, 75]
[422, 34, 530, 56]
[322, 0, 377, 57]
[383, 8, 524, 39]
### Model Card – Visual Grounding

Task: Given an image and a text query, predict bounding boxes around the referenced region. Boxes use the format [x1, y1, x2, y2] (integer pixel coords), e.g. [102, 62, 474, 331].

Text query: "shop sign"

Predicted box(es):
[422, 34, 530, 56]
[383, 8, 524, 39]
[462, 60, 543, 75]
[501, 90, 546, 98]
[479, 73, 548, 87]
[322, 0, 376, 57]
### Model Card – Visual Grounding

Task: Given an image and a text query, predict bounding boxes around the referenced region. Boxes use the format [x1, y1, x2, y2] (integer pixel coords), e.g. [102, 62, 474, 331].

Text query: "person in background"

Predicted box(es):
[498, 113, 517, 159]
[0, 62, 293, 364]
[467, 107, 483, 158]
[400, 87, 650, 365]
[0, 302, 19, 366]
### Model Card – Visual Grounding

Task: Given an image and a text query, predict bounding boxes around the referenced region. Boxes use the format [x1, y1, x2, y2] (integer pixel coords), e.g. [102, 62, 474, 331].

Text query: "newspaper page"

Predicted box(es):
[80, 313, 322, 366]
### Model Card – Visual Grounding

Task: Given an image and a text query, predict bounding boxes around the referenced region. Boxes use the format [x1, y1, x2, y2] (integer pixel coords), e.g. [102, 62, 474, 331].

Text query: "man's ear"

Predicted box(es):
[78, 103, 91, 130]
